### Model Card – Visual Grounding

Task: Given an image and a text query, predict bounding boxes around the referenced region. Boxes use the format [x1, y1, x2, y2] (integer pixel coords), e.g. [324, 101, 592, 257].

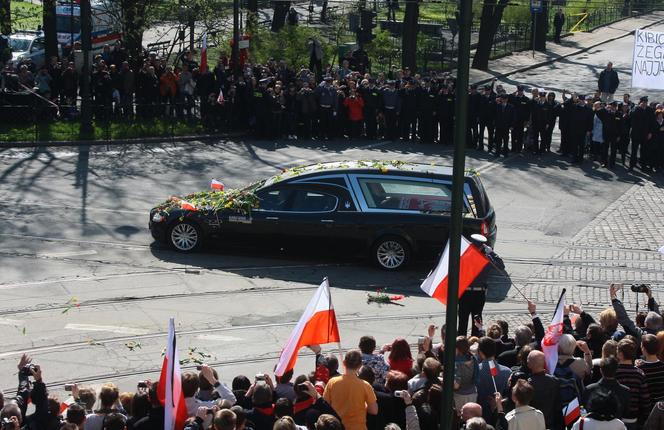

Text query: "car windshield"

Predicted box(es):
[9, 38, 31, 52]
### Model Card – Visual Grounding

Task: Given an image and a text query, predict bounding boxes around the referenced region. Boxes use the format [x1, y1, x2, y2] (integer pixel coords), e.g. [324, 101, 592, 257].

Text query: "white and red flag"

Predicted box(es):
[200, 33, 208, 73]
[180, 200, 198, 211]
[211, 179, 224, 191]
[157, 318, 188, 430]
[275, 278, 341, 377]
[489, 359, 498, 377]
[420, 236, 490, 305]
[563, 397, 581, 426]
[217, 88, 225, 105]
[542, 289, 567, 374]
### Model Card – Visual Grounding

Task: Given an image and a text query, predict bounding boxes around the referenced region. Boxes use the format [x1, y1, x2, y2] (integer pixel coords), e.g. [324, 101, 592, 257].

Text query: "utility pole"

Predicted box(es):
[440, 0, 471, 429]
[79, 0, 93, 136]
[232, 0, 240, 78]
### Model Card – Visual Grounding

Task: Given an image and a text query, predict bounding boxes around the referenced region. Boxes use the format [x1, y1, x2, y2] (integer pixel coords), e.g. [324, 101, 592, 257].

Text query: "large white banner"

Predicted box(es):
[632, 28, 664, 89]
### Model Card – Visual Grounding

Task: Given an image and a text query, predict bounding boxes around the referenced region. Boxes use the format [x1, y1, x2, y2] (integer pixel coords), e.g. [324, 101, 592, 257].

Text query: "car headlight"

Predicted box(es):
[152, 212, 165, 223]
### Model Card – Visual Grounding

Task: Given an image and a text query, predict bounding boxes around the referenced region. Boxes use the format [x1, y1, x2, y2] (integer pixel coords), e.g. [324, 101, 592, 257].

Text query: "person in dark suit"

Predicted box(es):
[553, 10, 565, 43]
[583, 356, 631, 420]
[629, 96, 655, 171]
[478, 83, 496, 152]
[570, 95, 594, 163]
[494, 93, 514, 156]
[527, 350, 564, 430]
[508, 85, 531, 153]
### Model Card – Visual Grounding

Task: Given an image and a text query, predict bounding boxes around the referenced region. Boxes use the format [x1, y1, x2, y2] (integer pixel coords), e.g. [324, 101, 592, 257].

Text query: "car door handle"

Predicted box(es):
[266, 216, 279, 220]
[320, 219, 335, 223]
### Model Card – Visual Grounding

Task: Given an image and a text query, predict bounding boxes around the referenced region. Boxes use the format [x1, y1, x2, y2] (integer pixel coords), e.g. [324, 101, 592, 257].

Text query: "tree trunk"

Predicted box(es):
[401, 0, 420, 70]
[321, 0, 328, 23]
[43, 0, 58, 60]
[246, 0, 258, 33]
[271, 0, 290, 32]
[0, 0, 10, 35]
[472, 0, 509, 71]
[531, 2, 548, 52]
[121, 0, 149, 66]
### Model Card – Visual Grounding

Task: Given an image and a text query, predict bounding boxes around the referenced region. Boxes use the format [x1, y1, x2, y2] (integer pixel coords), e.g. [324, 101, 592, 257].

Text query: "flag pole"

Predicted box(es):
[440, 0, 472, 428]
[326, 277, 344, 362]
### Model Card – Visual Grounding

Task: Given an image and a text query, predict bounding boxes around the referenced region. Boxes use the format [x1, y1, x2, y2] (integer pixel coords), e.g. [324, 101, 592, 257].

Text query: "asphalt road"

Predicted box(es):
[1, 29, 663, 396]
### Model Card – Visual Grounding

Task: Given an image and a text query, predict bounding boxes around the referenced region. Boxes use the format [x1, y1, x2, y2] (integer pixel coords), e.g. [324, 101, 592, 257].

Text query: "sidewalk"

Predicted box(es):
[471, 10, 664, 84]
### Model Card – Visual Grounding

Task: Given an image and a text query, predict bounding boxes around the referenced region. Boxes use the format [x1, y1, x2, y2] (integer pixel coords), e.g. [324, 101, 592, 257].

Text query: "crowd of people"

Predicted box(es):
[0, 43, 662, 173]
[1, 282, 663, 430]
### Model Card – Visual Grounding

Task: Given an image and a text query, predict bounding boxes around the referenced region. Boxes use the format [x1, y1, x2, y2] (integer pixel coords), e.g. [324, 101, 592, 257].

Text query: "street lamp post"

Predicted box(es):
[232, 0, 240, 78]
[440, 0, 472, 429]
[79, 0, 93, 136]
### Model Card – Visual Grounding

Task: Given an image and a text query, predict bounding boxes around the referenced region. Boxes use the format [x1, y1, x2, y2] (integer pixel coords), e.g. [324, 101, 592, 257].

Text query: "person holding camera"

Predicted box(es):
[610, 283, 663, 343]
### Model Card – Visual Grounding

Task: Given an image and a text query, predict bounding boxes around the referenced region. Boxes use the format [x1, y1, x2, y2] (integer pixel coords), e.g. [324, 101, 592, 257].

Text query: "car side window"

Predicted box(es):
[290, 190, 338, 212]
[31, 38, 45, 52]
[357, 177, 457, 213]
[255, 188, 293, 211]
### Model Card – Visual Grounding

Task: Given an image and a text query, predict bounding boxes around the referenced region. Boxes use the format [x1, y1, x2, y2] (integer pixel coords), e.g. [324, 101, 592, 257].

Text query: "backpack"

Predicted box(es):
[554, 358, 582, 406]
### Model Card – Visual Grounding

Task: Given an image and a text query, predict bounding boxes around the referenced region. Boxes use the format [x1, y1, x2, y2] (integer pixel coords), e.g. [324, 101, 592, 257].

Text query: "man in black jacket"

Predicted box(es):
[598, 101, 622, 167]
[478, 84, 496, 152]
[598, 62, 619, 102]
[494, 94, 514, 156]
[508, 85, 531, 153]
[629, 96, 654, 171]
[583, 357, 631, 420]
[437, 85, 455, 145]
[570, 95, 594, 163]
[527, 350, 564, 430]
[468, 84, 483, 149]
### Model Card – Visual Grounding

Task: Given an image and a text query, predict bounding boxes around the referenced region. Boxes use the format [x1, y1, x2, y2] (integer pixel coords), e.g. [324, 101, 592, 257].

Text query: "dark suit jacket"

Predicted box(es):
[582, 377, 631, 419]
[529, 372, 563, 430]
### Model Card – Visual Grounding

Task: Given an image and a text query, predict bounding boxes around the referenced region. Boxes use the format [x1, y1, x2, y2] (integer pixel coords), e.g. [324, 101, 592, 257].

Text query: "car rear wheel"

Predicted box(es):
[169, 221, 202, 252]
[372, 236, 410, 271]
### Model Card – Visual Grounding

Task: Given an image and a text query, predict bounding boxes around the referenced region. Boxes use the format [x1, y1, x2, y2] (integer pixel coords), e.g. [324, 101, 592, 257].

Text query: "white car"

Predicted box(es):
[9, 31, 48, 69]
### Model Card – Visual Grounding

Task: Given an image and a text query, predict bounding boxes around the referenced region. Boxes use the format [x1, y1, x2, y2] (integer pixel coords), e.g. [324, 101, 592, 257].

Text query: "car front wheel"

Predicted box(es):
[169, 221, 202, 252]
[372, 236, 411, 271]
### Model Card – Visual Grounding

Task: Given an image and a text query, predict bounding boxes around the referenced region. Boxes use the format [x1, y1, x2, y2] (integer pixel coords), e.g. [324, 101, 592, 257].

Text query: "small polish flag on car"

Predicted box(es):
[180, 200, 198, 211]
[489, 359, 498, 377]
[211, 179, 224, 191]
[563, 397, 581, 426]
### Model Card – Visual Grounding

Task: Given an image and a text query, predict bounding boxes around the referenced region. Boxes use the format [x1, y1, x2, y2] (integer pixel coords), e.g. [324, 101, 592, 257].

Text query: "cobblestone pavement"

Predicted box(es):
[489, 179, 664, 327]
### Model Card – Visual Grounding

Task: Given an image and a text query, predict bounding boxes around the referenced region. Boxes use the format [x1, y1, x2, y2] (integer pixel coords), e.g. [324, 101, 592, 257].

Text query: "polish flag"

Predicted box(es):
[211, 179, 224, 191]
[275, 278, 341, 377]
[420, 236, 489, 305]
[157, 318, 188, 430]
[200, 33, 208, 73]
[59, 396, 76, 414]
[489, 359, 498, 377]
[542, 289, 567, 374]
[217, 88, 225, 105]
[563, 397, 581, 426]
[180, 200, 198, 211]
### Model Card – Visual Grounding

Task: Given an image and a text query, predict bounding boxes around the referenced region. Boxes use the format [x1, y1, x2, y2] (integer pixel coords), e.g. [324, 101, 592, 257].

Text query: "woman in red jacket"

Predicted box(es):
[387, 338, 414, 376]
[343, 89, 365, 138]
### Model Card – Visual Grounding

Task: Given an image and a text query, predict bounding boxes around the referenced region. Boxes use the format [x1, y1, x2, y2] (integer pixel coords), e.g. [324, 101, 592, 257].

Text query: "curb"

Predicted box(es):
[2, 131, 241, 149]
[474, 12, 664, 86]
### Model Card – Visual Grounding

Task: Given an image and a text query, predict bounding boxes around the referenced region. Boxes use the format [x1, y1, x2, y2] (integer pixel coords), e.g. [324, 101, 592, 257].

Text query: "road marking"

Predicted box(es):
[0, 317, 23, 326]
[0, 233, 149, 250]
[196, 334, 244, 342]
[64, 324, 150, 336]
[37, 250, 98, 258]
[0, 201, 148, 215]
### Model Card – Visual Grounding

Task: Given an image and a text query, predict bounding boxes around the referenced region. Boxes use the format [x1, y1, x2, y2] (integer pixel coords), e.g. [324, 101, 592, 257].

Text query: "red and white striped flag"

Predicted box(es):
[563, 397, 581, 426]
[157, 318, 188, 430]
[542, 289, 567, 374]
[420, 236, 490, 305]
[200, 33, 208, 73]
[211, 179, 224, 191]
[217, 88, 225, 105]
[180, 200, 198, 211]
[489, 359, 498, 377]
[275, 278, 341, 377]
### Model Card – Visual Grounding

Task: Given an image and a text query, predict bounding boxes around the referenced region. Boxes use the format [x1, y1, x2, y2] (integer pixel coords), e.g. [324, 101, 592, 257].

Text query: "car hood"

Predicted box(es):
[11, 51, 27, 61]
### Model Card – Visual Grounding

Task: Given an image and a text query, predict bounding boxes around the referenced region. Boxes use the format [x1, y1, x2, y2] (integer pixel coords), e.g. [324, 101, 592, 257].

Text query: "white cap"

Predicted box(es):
[470, 234, 488, 244]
